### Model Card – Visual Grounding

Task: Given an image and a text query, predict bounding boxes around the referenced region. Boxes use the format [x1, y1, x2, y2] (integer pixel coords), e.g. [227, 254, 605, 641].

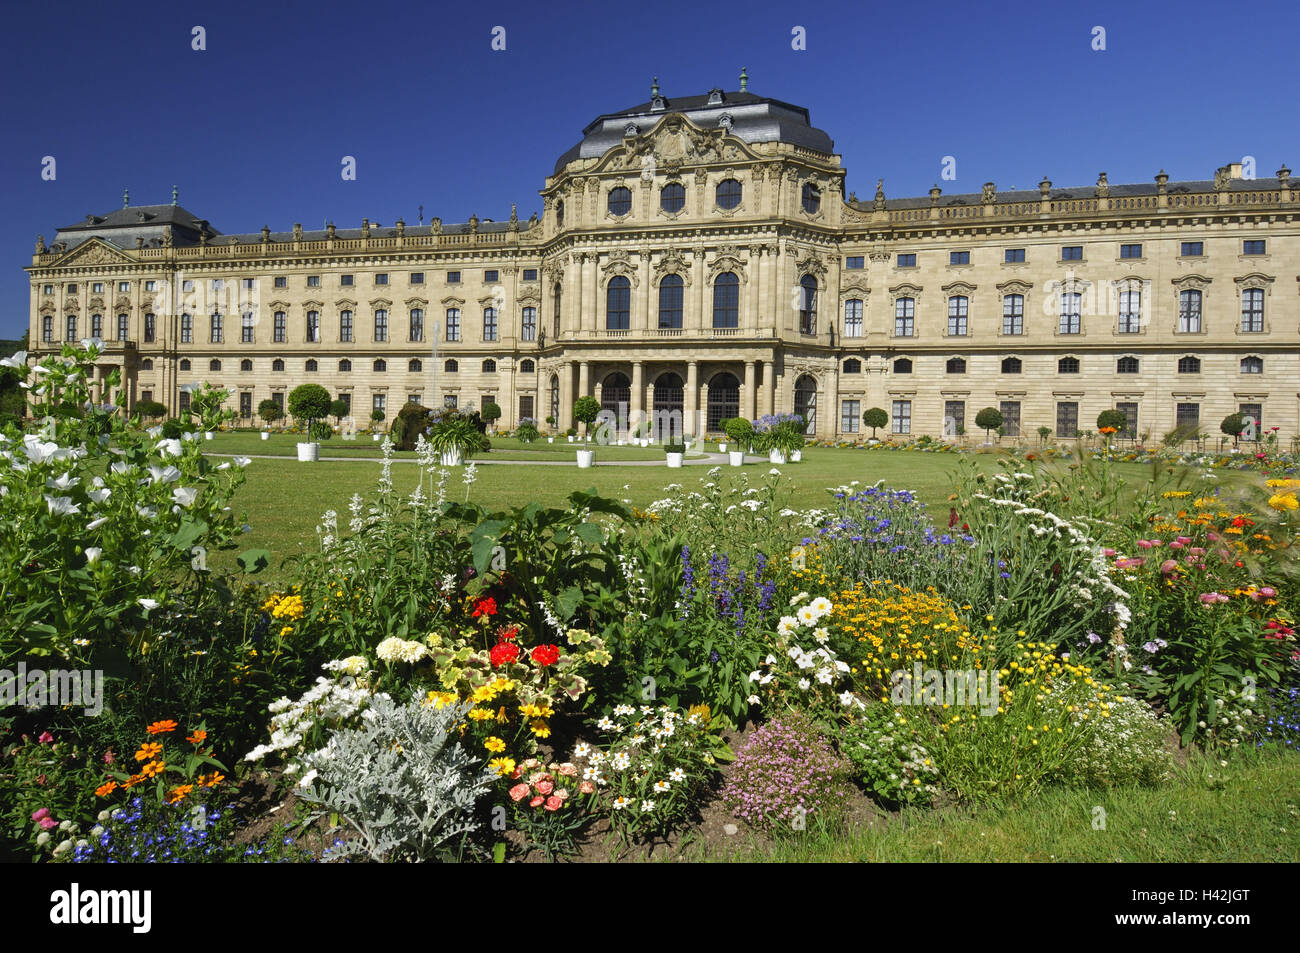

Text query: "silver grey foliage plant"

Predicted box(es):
[296, 695, 495, 862]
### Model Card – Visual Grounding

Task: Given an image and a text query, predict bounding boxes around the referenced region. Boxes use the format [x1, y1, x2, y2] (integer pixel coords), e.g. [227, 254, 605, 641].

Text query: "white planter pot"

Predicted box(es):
[440, 448, 463, 466]
[576, 449, 595, 468]
[769, 449, 788, 465]
[729, 450, 745, 467]
[666, 452, 684, 468]
[372, 433, 381, 442]
[791, 449, 803, 462]
[617, 439, 626, 446]
[297, 442, 320, 462]
[547, 436, 554, 443]
[719, 443, 727, 453]
[260, 431, 270, 441]
[567, 435, 575, 443]
[204, 431, 214, 441]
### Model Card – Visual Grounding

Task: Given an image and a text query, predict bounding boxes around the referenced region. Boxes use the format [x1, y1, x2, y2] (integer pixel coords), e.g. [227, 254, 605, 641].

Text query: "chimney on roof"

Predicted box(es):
[1228, 162, 1243, 179]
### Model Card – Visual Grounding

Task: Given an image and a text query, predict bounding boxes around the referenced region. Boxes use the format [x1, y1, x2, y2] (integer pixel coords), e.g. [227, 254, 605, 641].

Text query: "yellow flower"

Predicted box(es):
[468, 708, 495, 721]
[529, 719, 551, 738]
[489, 757, 516, 777]
[424, 691, 456, 709]
[1268, 493, 1298, 512]
[484, 736, 506, 753]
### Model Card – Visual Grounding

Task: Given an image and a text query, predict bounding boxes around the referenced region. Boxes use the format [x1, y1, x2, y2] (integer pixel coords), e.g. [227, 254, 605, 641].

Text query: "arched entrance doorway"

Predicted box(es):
[793, 374, 817, 436]
[706, 372, 740, 433]
[651, 372, 683, 442]
[600, 372, 630, 432]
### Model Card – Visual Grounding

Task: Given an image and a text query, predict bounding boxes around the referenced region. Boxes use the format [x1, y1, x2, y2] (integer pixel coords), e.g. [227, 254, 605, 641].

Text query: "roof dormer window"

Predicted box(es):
[707, 88, 724, 105]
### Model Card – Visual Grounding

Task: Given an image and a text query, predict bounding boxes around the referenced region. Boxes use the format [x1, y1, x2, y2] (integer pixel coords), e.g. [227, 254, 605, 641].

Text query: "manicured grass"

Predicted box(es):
[692, 748, 1300, 862]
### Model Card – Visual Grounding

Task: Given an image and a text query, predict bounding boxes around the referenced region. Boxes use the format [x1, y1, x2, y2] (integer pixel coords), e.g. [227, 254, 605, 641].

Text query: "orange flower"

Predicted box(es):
[121, 773, 145, 789]
[134, 742, 163, 762]
[95, 780, 118, 797]
[197, 771, 224, 788]
[139, 760, 165, 779]
[166, 784, 194, 804]
[146, 720, 178, 735]
[186, 729, 207, 745]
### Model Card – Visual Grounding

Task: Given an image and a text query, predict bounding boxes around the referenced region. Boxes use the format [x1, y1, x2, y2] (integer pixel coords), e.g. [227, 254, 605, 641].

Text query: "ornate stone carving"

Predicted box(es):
[1234, 272, 1274, 293]
[654, 252, 693, 286]
[996, 279, 1034, 295]
[35, 235, 46, 254]
[292, 223, 303, 241]
[941, 280, 978, 294]
[795, 252, 827, 278]
[874, 178, 886, 211]
[1171, 274, 1213, 291]
[1095, 172, 1110, 198]
[57, 241, 131, 266]
[981, 182, 996, 205]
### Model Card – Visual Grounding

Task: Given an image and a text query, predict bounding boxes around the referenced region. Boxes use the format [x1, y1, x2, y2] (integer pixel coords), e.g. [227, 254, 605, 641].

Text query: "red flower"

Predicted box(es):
[36, 731, 54, 745]
[948, 507, 959, 529]
[489, 641, 520, 668]
[496, 625, 519, 642]
[530, 644, 560, 667]
[471, 596, 498, 619]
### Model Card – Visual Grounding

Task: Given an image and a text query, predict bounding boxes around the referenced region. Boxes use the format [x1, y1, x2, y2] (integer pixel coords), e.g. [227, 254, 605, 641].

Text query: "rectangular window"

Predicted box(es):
[444, 394, 458, 409]
[209, 314, 222, 343]
[1061, 246, 1083, 261]
[117, 314, 130, 341]
[341, 274, 354, 286]
[446, 310, 461, 342]
[274, 312, 286, 343]
[42, 316, 53, 343]
[141, 280, 156, 292]
[178, 391, 191, 413]
[66, 315, 77, 340]
[523, 269, 538, 282]
[92, 283, 103, 293]
[841, 400, 861, 433]
[1056, 401, 1079, 438]
[999, 401, 1021, 437]
[340, 311, 353, 342]
[1005, 248, 1025, 263]
[1180, 241, 1203, 257]
[141, 390, 153, 403]
[274, 276, 287, 288]
[947, 296, 968, 336]
[1239, 403, 1263, 438]
[1002, 294, 1024, 335]
[239, 391, 253, 418]
[944, 400, 965, 435]
[1118, 290, 1142, 333]
[1241, 288, 1264, 332]
[1059, 292, 1081, 334]
[1120, 243, 1143, 259]
[1243, 240, 1266, 256]
[410, 273, 424, 285]
[1175, 402, 1200, 431]
[409, 309, 424, 342]
[239, 278, 253, 290]
[521, 307, 537, 341]
[119, 281, 130, 293]
[375, 273, 388, 285]
[519, 395, 535, 420]
[447, 271, 461, 283]
[241, 313, 255, 343]
[408, 393, 422, 406]
[844, 256, 864, 270]
[211, 279, 224, 292]
[897, 253, 916, 268]
[307, 275, 320, 287]
[181, 279, 193, 293]
[374, 310, 388, 342]
[338, 393, 352, 414]
[181, 314, 192, 343]
[91, 314, 103, 338]
[1178, 290, 1202, 333]
[894, 298, 915, 337]
[307, 311, 321, 342]
[42, 284, 54, 294]
[843, 299, 863, 337]
[1116, 402, 1138, 439]
[270, 392, 283, 413]
[485, 270, 499, 283]
[484, 309, 498, 341]
[950, 251, 970, 265]
[891, 400, 912, 435]
[372, 393, 386, 417]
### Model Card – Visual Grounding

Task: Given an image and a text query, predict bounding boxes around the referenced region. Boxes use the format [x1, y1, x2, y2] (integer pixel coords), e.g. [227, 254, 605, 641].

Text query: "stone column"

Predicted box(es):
[578, 359, 590, 397]
[699, 381, 710, 436]
[685, 360, 699, 437]
[693, 250, 706, 334]
[559, 361, 573, 430]
[743, 360, 756, 420]
[631, 360, 644, 428]
[580, 254, 595, 333]
[761, 359, 775, 416]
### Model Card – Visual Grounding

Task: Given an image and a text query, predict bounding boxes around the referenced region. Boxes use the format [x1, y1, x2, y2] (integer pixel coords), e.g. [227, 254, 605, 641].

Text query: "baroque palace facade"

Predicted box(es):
[23, 81, 1300, 441]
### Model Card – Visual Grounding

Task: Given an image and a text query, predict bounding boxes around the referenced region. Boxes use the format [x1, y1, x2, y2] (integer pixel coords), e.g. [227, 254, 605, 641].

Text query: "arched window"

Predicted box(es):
[409, 358, 422, 373]
[716, 179, 742, 209]
[601, 372, 631, 426]
[1241, 355, 1263, 374]
[660, 183, 686, 213]
[946, 357, 967, 374]
[240, 358, 253, 372]
[339, 359, 352, 372]
[209, 359, 222, 372]
[1001, 357, 1022, 374]
[374, 309, 389, 342]
[1058, 357, 1080, 374]
[706, 372, 740, 432]
[1178, 290, 1202, 333]
[521, 306, 537, 342]
[409, 308, 424, 342]
[799, 275, 817, 334]
[947, 296, 968, 336]
[306, 310, 320, 342]
[483, 307, 498, 342]
[608, 187, 632, 216]
[340, 310, 354, 342]
[141, 358, 154, 371]
[658, 274, 684, 329]
[1177, 355, 1201, 374]
[445, 359, 459, 373]
[606, 276, 631, 330]
[552, 284, 562, 337]
[1002, 294, 1025, 335]
[305, 359, 318, 372]
[483, 359, 497, 374]
[373, 359, 387, 373]
[712, 272, 739, 328]
[1117, 356, 1139, 374]
[520, 358, 535, 373]
[893, 358, 913, 374]
[894, 297, 915, 336]
[801, 183, 821, 213]
[274, 311, 286, 343]
[843, 299, 863, 337]
[272, 359, 285, 372]
[179, 359, 191, 371]
[793, 375, 817, 435]
[842, 358, 862, 374]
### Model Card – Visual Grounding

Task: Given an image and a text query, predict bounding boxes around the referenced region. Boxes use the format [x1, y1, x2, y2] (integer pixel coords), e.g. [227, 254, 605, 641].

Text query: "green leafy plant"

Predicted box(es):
[573, 396, 600, 448]
[975, 407, 1003, 441]
[288, 384, 332, 441]
[863, 407, 888, 439]
[257, 399, 283, 427]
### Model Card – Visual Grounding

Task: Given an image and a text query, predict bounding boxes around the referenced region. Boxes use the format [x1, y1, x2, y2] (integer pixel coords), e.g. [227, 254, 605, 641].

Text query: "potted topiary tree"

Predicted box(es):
[370, 408, 386, 440]
[258, 398, 283, 440]
[863, 407, 888, 443]
[664, 440, 686, 468]
[1220, 412, 1247, 450]
[722, 417, 752, 467]
[573, 395, 600, 468]
[975, 407, 1003, 445]
[1096, 408, 1127, 450]
[481, 401, 502, 434]
[288, 383, 332, 462]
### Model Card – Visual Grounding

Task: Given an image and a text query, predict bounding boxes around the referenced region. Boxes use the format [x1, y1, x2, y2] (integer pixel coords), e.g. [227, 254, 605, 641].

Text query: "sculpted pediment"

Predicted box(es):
[51, 239, 134, 267]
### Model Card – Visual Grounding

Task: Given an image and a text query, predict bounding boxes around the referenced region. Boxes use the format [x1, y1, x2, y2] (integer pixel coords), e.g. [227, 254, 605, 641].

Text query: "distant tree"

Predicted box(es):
[975, 407, 1003, 441]
[862, 407, 889, 438]
[258, 399, 284, 426]
[134, 399, 168, 420]
[329, 399, 350, 423]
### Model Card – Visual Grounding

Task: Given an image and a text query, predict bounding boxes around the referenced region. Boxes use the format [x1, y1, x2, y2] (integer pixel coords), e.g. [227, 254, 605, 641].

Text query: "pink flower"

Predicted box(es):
[1102, 548, 1116, 557]
[1115, 557, 1145, 569]
[557, 762, 578, 777]
[39, 817, 57, 830]
[535, 779, 553, 795]
[1260, 586, 1277, 599]
[1176, 536, 1193, 545]
[1136, 539, 1154, 549]
[544, 796, 563, 812]
[1169, 541, 1184, 550]
[1160, 559, 1178, 575]
[529, 796, 544, 808]
[102, 750, 115, 765]
[507, 783, 530, 802]
[579, 780, 595, 795]
[36, 731, 54, 745]
[1198, 592, 1230, 605]
[30, 807, 49, 822]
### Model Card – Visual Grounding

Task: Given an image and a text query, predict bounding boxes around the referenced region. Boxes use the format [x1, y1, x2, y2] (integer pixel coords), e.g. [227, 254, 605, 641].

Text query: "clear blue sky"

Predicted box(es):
[2, 0, 1295, 339]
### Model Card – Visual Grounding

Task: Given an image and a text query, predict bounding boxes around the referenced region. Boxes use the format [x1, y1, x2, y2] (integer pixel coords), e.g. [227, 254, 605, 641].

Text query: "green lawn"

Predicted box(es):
[693, 748, 1300, 862]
